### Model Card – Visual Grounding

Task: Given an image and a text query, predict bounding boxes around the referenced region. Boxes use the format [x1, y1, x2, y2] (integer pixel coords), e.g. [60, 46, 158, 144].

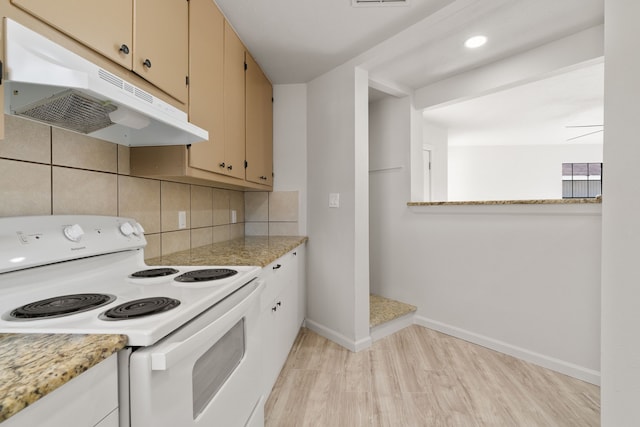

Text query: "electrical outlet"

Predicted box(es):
[178, 211, 187, 229]
[329, 193, 340, 208]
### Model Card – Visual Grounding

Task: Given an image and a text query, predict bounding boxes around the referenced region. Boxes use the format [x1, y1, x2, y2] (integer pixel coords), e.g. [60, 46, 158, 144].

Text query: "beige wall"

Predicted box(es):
[0, 115, 245, 259]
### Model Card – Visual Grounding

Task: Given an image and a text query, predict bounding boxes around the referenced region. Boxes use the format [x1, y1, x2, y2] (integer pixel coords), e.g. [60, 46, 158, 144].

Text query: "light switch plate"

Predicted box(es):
[329, 193, 340, 208]
[178, 211, 187, 229]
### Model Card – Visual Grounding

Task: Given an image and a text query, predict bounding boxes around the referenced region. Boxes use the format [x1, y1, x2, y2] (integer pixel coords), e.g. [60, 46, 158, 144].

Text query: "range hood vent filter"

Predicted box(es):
[16, 90, 117, 134]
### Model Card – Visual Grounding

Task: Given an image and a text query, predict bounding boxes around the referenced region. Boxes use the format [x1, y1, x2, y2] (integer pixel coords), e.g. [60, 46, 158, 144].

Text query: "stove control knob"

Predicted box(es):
[120, 222, 135, 237]
[63, 224, 85, 242]
[133, 222, 145, 236]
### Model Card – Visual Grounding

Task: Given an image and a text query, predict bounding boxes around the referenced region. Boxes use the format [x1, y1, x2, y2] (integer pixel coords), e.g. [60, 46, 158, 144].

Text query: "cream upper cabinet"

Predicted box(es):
[10, 0, 134, 69]
[245, 53, 273, 186]
[11, 0, 188, 104]
[187, 0, 224, 173]
[123, 4, 273, 191]
[134, 0, 188, 103]
[222, 22, 246, 180]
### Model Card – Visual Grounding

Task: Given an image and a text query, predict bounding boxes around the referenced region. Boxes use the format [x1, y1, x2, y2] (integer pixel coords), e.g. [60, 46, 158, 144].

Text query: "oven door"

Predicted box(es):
[127, 280, 264, 427]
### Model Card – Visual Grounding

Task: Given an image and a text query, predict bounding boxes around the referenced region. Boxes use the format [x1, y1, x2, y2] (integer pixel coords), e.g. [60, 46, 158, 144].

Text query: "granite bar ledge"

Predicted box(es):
[408, 197, 601, 206]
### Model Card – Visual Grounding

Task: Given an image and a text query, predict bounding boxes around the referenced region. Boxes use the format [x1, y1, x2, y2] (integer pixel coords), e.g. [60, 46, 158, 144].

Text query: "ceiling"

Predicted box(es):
[214, 0, 604, 88]
[214, 0, 453, 84]
[422, 61, 604, 146]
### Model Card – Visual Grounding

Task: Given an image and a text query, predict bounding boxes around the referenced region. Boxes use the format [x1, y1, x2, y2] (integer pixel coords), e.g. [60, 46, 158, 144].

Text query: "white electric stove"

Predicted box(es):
[0, 215, 265, 427]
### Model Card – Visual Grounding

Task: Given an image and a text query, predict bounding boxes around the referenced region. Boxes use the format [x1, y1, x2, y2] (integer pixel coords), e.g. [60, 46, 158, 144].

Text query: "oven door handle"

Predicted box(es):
[150, 279, 264, 371]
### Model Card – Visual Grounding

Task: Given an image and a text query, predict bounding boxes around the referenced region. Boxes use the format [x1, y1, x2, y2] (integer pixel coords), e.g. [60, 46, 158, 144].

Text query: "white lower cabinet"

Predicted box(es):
[4, 353, 119, 427]
[260, 244, 306, 397]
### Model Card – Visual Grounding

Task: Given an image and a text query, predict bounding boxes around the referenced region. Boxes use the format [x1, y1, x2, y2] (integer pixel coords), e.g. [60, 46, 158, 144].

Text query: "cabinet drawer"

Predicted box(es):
[260, 257, 293, 311]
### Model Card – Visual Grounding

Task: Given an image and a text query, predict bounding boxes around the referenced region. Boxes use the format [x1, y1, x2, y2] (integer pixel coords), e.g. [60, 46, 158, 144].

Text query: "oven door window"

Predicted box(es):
[192, 318, 245, 418]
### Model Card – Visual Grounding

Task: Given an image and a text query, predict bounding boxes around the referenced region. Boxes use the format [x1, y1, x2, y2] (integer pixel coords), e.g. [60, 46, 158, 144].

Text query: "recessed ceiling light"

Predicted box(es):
[464, 35, 487, 49]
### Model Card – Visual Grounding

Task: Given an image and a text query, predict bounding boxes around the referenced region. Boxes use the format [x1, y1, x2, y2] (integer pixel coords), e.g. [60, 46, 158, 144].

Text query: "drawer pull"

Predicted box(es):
[273, 264, 282, 270]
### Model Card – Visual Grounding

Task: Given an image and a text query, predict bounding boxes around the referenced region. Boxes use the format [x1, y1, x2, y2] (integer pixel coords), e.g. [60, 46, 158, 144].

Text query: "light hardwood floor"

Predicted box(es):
[264, 325, 600, 426]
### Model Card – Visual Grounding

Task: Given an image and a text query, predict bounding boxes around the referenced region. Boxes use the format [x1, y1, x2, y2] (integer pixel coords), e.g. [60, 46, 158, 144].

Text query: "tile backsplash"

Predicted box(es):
[0, 115, 245, 259]
[244, 190, 299, 236]
[1, 116, 302, 256]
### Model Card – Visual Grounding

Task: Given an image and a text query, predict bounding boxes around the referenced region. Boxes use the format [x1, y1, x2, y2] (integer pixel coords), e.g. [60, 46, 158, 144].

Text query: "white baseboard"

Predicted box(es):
[414, 315, 601, 385]
[304, 318, 372, 352]
[370, 311, 415, 342]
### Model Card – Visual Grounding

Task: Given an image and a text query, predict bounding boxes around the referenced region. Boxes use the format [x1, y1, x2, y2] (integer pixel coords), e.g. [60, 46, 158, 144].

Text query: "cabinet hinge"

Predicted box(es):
[185, 76, 189, 86]
[244, 160, 248, 169]
[244, 62, 247, 71]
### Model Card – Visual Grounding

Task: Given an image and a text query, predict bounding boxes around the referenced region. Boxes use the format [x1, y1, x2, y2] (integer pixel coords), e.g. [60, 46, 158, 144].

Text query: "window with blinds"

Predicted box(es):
[562, 162, 602, 199]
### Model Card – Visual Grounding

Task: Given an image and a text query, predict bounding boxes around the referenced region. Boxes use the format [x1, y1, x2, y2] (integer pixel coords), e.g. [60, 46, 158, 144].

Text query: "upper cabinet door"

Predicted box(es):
[11, 0, 134, 69]
[188, 0, 225, 173]
[134, 0, 189, 103]
[223, 22, 246, 180]
[245, 53, 273, 186]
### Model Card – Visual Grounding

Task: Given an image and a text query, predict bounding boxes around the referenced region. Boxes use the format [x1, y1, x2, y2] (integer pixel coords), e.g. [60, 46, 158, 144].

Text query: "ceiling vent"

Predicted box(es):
[352, 0, 410, 7]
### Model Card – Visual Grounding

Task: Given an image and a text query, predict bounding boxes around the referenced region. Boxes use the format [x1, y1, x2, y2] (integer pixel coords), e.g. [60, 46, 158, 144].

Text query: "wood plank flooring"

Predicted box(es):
[264, 325, 600, 426]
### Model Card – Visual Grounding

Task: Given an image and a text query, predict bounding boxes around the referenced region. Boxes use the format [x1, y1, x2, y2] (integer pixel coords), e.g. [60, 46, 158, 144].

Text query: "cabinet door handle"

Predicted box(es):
[119, 44, 130, 55]
[273, 264, 282, 270]
[227, 164, 233, 171]
[143, 59, 152, 68]
[219, 162, 225, 168]
[272, 306, 278, 312]
[293, 252, 297, 256]
[277, 301, 282, 307]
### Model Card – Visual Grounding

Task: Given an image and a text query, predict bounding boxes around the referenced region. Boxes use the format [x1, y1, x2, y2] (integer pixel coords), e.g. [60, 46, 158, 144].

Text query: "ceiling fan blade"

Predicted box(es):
[566, 129, 604, 141]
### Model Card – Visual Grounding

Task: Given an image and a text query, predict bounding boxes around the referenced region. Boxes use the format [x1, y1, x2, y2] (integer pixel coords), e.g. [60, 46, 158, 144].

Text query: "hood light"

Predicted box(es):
[109, 107, 151, 130]
[465, 35, 487, 49]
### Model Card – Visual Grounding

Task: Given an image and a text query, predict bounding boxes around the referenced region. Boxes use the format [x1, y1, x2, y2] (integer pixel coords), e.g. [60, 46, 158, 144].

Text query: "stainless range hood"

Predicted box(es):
[3, 19, 208, 146]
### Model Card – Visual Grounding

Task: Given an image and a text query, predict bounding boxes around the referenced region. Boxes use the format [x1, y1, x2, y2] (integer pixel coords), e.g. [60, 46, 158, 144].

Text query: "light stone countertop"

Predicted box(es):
[370, 294, 416, 328]
[407, 197, 602, 206]
[146, 235, 308, 267]
[0, 333, 127, 422]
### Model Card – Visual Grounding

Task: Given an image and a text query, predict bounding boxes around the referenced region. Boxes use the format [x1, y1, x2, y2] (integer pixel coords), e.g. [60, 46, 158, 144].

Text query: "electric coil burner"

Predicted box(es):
[101, 297, 180, 320]
[130, 268, 180, 278]
[174, 268, 238, 283]
[0, 215, 261, 345]
[9, 293, 116, 320]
